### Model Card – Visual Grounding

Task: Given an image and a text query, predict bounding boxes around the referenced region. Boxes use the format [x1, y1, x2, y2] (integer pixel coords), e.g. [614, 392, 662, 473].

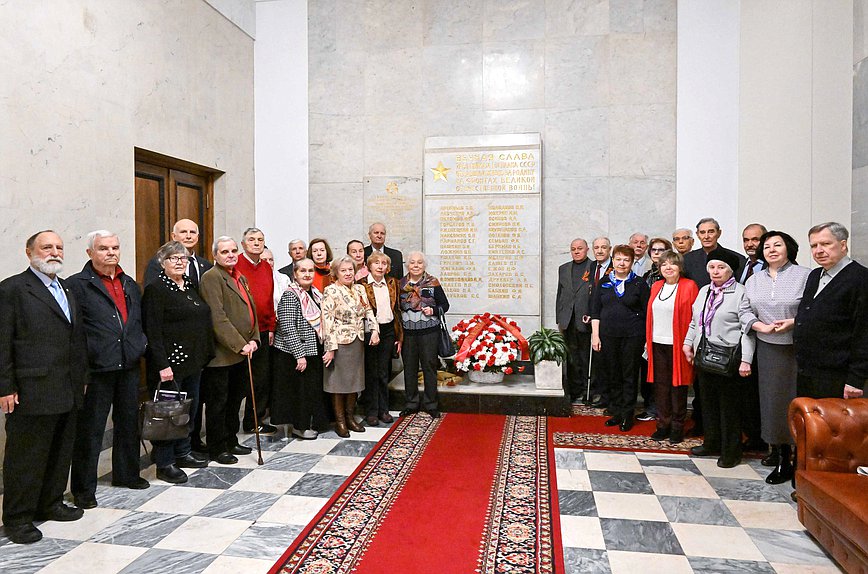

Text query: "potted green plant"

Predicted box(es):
[527, 327, 567, 390]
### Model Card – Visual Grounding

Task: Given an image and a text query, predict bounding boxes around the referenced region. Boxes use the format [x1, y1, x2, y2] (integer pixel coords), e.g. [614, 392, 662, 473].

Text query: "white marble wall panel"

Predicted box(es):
[364, 113, 425, 176]
[365, 48, 423, 115]
[365, 0, 424, 51]
[308, 49, 366, 115]
[425, 108, 487, 137]
[857, 0, 868, 63]
[609, 33, 677, 105]
[483, 109, 546, 135]
[483, 0, 546, 41]
[643, 0, 677, 33]
[363, 176, 424, 259]
[545, 36, 610, 109]
[483, 41, 546, 109]
[544, 108, 609, 177]
[609, 103, 676, 176]
[308, 182, 364, 243]
[309, 113, 366, 183]
[546, 0, 610, 37]
[422, 44, 484, 113]
[609, 0, 644, 33]
[608, 176, 676, 243]
[424, 0, 484, 45]
[852, 165, 868, 262]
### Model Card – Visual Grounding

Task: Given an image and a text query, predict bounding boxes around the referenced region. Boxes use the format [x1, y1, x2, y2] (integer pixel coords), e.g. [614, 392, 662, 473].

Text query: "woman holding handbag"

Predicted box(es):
[142, 241, 214, 484]
[683, 249, 755, 468]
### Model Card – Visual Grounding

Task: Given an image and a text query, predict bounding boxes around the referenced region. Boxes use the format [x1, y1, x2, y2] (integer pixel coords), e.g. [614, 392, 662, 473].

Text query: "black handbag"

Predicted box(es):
[694, 290, 741, 376]
[140, 380, 193, 441]
[437, 307, 454, 358]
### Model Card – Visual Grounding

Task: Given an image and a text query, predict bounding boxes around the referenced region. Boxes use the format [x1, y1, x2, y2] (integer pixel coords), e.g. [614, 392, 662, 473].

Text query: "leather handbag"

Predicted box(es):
[437, 307, 454, 358]
[140, 380, 193, 441]
[695, 333, 740, 376]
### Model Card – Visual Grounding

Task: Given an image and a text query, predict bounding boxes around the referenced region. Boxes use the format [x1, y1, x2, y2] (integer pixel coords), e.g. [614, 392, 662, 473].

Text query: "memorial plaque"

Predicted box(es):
[423, 134, 541, 332]
[363, 176, 422, 272]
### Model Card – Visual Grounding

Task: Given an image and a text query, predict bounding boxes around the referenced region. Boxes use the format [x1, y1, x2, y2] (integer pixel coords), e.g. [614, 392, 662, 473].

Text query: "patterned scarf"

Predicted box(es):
[702, 276, 736, 332]
[399, 273, 440, 311]
[288, 281, 323, 340]
[602, 271, 636, 298]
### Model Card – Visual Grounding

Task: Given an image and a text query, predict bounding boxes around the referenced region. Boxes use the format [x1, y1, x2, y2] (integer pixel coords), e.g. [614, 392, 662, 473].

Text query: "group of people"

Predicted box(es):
[0, 220, 449, 545]
[556, 219, 867, 476]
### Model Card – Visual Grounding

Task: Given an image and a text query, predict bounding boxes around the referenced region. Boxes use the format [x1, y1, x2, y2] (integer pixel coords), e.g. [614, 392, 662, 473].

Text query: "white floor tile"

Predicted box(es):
[556, 468, 591, 491]
[691, 458, 762, 480]
[769, 563, 845, 574]
[647, 473, 719, 499]
[308, 454, 364, 476]
[229, 469, 305, 494]
[202, 555, 276, 573]
[227, 450, 277, 469]
[136, 487, 223, 515]
[559, 515, 605, 549]
[281, 438, 342, 455]
[671, 522, 766, 561]
[607, 550, 693, 574]
[593, 492, 668, 522]
[36, 542, 146, 574]
[724, 500, 804, 531]
[257, 495, 327, 525]
[154, 516, 252, 554]
[584, 452, 643, 473]
[38, 508, 130, 541]
[356, 426, 390, 442]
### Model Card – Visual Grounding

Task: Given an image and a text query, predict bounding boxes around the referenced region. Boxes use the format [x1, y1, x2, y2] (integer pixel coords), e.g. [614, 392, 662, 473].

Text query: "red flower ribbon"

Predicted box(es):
[454, 313, 529, 363]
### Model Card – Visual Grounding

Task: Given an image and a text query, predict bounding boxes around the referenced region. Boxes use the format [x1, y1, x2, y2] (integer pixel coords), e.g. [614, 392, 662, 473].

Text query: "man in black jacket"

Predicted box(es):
[682, 217, 746, 288]
[68, 231, 150, 509]
[0, 231, 89, 544]
[278, 238, 307, 278]
[143, 219, 212, 288]
[794, 222, 868, 399]
[364, 222, 404, 280]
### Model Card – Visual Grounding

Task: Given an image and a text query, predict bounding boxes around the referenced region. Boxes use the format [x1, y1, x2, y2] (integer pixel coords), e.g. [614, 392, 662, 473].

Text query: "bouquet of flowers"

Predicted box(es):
[451, 312, 527, 374]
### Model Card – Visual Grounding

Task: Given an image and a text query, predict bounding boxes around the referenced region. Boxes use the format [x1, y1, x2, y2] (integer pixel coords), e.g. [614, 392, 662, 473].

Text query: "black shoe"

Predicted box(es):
[619, 417, 634, 432]
[366, 415, 380, 426]
[669, 430, 685, 444]
[176, 453, 209, 468]
[591, 399, 608, 408]
[156, 464, 188, 484]
[743, 438, 768, 452]
[111, 477, 150, 490]
[36, 503, 84, 522]
[425, 409, 441, 419]
[603, 408, 614, 416]
[244, 423, 278, 436]
[230, 444, 253, 455]
[761, 445, 781, 467]
[765, 463, 794, 484]
[379, 412, 394, 424]
[636, 411, 656, 422]
[604, 416, 622, 427]
[399, 408, 418, 417]
[214, 452, 238, 465]
[690, 444, 720, 457]
[5, 523, 42, 544]
[73, 494, 97, 510]
[717, 456, 741, 468]
[650, 428, 669, 441]
[686, 426, 704, 438]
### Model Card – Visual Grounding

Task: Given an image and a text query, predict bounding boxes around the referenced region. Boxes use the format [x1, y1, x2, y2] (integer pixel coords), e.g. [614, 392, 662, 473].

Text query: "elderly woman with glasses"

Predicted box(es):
[142, 241, 214, 484]
[644, 238, 674, 286]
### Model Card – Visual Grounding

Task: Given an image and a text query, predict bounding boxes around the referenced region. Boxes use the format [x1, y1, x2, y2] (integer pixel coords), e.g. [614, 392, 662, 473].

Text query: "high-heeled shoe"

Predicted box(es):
[761, 444, 780, 467]
[765, 444, 794, 484]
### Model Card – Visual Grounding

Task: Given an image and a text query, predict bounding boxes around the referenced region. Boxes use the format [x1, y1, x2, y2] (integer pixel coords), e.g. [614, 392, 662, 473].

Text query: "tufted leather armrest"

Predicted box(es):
[789, 398, 868, 473]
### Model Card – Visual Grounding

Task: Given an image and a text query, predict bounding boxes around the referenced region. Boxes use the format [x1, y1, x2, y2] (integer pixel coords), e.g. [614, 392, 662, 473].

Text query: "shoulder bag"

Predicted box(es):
[437, 307, 454, 358]
[694, 290, 741, 377]
[140, 379, 193, 441]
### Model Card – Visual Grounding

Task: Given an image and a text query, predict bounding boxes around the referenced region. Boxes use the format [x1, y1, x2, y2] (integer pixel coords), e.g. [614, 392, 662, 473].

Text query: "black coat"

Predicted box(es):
[364, 245, 404, 280]
[794, 261, 868, 390]
[68, 262, 148, 372]
[143, 253, 212, 289]
[0, 268, 88, 415]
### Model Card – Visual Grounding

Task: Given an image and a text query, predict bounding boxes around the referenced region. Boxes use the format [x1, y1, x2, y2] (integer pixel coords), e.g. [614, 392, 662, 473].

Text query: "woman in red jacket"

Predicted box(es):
[645, 250, 699, 444]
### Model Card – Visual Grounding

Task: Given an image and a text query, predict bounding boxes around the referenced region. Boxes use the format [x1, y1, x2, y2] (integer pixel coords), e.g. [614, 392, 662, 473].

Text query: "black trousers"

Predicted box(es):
[651, 344, 689, 432]
[590, 349, 607, 402]
[402, 330, 439, 411]
[363, 322, 396, 417]
[243, 332, 273, 430]
[202, 361, 247, 457]
[563, 318, 591, 400]
[698, 370, 744, 460]
[3, 410, 77, 526]
[148, 372, 201, 468]
[600, 334, 644, 420]
[796, 371, 847, 399]
[71, 368, 141, 497]
[741, 358, 763, 443]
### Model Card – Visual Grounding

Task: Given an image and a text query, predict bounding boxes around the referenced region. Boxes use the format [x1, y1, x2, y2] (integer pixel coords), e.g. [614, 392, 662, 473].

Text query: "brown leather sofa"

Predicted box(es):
[789, 397, 868, 574]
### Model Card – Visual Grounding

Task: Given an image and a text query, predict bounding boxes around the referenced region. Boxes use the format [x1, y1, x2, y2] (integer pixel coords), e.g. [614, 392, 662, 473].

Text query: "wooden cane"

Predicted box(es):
[586, 337, 594, 403]
[246, 354, 264, 465]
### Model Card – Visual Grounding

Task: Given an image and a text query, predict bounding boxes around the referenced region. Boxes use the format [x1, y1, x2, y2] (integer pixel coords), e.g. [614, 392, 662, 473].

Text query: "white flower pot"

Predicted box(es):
[468, 370, 505, 384]
[534, 360, 563, 390]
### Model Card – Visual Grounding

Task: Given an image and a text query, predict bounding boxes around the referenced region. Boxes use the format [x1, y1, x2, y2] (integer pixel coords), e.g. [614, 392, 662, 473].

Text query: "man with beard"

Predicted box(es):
[0, 230, 89, 543]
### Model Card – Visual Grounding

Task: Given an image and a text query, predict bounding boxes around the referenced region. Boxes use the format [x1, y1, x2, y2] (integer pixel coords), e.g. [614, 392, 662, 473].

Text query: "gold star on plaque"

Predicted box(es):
[430, 161, 450, 182]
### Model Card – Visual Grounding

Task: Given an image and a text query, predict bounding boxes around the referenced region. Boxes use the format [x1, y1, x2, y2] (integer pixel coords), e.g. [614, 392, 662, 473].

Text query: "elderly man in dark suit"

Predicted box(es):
[682, 217, 745, 288]
[199, 236, 260, 465]
[278, 238, 307, 279]
[364, 222, 404, 280]
[794, 222, 868, 400]
[0, 230, 89, 544]
[68, 230, 150, 511]
[143, 218, 212, 288]
[556, 238, 595, 404]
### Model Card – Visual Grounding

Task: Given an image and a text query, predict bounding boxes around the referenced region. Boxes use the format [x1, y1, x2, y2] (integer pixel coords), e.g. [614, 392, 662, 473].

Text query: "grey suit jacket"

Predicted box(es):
[555, 258, 594, 331]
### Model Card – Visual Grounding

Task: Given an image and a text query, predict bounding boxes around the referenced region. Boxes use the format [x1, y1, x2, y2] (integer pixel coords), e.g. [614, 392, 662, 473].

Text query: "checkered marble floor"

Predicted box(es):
[0, 417, 843, 574]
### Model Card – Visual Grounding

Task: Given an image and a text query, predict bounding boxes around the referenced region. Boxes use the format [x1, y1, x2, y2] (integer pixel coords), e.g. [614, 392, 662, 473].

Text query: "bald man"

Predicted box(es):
[144, 219, 212, 288]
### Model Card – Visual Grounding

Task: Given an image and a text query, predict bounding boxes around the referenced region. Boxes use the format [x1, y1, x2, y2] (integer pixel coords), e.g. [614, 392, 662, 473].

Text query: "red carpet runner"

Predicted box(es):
[270, 413, 564, 573]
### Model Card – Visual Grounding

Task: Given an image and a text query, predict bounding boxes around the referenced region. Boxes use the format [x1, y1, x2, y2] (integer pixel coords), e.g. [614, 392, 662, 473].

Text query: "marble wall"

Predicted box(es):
[855, 0, 868, 261]
[308, 0, 676, 327]
[0, 0, 255, 279]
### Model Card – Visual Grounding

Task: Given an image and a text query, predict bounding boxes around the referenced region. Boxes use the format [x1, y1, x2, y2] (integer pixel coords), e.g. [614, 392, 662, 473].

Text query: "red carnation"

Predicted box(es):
[504, 367, 513, 374]
[473, 363, 482, 371]
[518, 366, 526, 373]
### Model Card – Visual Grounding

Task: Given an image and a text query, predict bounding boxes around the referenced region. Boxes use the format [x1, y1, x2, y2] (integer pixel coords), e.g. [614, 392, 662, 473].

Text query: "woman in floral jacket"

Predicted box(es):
[321, 255, 379, 437]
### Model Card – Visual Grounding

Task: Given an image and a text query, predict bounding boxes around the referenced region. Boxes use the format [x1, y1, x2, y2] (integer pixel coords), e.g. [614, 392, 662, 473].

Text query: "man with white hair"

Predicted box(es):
[144, 219, 212, 288]
[671, 228, 694, 255]
[0, 230, 89, 543]
[364, 222, 404, 280]
[68, 231, 150, 510]
[629, 233, 650, 275]
[278, 239, 307, 279]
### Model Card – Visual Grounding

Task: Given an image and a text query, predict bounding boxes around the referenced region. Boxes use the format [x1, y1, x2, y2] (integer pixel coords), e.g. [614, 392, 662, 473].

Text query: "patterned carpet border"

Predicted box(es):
[552, 431, 702, 452]
[478, 416, 555, 574]
[276, 414, 441, 573]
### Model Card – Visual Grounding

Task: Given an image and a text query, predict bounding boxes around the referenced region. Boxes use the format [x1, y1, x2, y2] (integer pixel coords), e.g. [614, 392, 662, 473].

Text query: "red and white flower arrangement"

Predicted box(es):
[451, 313, 527, 374]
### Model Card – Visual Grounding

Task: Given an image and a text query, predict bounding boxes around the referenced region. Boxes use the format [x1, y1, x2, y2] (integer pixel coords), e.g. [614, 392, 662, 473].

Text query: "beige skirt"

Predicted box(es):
[323, 338, 365, 394]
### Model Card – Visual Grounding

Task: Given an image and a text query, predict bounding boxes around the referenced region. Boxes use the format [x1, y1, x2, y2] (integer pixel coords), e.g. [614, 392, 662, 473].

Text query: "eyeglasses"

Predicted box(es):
[167, 255, 189, 263]
[650, 248, 666, 253]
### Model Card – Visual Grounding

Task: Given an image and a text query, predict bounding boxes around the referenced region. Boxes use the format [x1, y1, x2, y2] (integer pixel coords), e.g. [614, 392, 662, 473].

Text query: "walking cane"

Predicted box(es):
[586, 337, 594, 403]
[246, 355, 264, 465]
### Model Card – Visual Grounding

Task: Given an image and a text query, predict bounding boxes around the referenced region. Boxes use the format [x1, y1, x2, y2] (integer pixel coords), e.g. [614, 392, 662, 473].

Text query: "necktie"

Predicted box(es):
[744, 263, 754, 282]
[49, 280, 71, 322]
[188, 256, 199, 284]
